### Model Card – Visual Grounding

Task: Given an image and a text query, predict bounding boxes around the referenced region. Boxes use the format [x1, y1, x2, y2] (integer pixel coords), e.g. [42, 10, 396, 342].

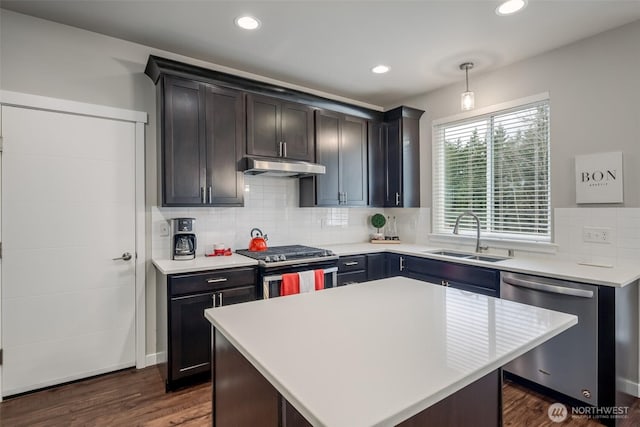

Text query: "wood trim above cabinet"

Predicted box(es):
[146, 55, 383, 121]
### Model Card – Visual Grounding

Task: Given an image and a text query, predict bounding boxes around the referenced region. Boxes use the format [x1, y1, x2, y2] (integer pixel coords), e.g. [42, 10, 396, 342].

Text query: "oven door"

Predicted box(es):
[260, 260, 338, 299]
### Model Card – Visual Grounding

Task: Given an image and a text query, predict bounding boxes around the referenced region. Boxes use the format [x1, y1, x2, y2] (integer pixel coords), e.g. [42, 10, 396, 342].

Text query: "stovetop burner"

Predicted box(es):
[236, 245, 335, 265]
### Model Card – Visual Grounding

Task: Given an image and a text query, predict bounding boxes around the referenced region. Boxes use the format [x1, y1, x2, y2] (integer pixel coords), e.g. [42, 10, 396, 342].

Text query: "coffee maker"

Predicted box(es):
[171, 218, 196, 260]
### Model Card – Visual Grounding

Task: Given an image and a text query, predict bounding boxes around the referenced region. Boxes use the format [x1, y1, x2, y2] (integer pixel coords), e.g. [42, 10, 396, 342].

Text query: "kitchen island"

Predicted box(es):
[205, 277, 577, 426]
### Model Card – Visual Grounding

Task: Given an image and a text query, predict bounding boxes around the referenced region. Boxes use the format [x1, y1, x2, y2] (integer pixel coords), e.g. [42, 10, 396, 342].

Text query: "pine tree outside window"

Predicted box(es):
[432, 99, 551, 242]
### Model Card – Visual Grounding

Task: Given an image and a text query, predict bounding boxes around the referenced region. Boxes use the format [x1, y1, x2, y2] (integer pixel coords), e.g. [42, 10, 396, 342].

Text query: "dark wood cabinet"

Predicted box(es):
[162, 76, 206, 205]
[367, 253, 386, 281]
[300, 110, 368, 207]
[162, 267, 257, 390]
[337, 253, 398, 285]
[403, 255, 499, 297]
[159, 75, 244, 207]
[370, 106, 424, 207]
[247, 94, 314, 162]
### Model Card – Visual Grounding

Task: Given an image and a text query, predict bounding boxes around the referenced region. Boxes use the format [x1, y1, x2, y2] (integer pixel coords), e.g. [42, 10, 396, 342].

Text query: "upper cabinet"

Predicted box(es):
[246, 94, 315, 162]
[300, 110, 368, 207]
[160, 76, 244, 207]
[371, 106, 424, 208]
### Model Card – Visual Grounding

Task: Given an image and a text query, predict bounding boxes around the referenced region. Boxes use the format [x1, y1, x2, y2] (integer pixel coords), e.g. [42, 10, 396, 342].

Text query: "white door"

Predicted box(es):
[1, 105, 136, 396]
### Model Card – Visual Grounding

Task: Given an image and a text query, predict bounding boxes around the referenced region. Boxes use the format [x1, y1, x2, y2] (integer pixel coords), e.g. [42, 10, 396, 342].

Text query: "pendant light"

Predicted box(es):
[460, 62, 475, 111]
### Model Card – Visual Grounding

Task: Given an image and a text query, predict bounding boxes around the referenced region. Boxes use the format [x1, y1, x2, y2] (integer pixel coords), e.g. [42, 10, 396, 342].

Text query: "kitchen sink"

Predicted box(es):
[422, 249, 509, 263]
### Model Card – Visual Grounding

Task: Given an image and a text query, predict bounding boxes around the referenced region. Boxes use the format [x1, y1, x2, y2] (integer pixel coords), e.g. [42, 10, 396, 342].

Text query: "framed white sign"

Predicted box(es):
[575, 152, 623, 204]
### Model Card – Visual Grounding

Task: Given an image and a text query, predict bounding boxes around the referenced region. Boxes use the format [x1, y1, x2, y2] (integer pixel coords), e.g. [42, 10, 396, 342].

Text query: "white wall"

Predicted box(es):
[395, 19, 640, 209]
[0, 10, 382, 358]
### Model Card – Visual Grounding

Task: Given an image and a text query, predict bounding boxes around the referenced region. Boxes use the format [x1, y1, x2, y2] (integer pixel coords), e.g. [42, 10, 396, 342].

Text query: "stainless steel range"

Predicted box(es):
[236, 245, 338, 298]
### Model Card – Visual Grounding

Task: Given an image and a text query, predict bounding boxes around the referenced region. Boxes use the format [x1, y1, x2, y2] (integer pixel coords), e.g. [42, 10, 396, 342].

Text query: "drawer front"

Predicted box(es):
[169, 267, 257, 297]
[337, 270, 368, 286]
[338, 255, 366, 273]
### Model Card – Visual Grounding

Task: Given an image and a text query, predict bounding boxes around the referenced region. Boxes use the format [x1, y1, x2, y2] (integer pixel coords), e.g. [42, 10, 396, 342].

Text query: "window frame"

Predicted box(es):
[431, 93, 552, 246]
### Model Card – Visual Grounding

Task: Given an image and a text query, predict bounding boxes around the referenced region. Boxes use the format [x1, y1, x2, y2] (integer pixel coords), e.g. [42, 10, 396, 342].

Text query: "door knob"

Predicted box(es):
[112, 252, 133, 261]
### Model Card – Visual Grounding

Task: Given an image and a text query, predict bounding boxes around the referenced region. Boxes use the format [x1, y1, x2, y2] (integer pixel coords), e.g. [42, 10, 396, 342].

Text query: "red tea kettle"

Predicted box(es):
[249, 228, 268, 252]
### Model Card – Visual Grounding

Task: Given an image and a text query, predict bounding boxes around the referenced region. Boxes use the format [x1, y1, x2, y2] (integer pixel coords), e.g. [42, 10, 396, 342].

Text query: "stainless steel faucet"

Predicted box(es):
[452, 211, 487, 253]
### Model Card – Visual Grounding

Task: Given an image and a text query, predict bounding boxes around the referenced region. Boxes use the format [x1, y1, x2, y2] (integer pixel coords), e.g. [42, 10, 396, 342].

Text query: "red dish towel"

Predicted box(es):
[281, 273, 300, 296]
[314, 269, 325, 290]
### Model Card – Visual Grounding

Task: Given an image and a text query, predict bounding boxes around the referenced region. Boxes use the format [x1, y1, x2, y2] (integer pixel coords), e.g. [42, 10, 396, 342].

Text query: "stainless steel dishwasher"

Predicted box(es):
[501, 271, 598, 404]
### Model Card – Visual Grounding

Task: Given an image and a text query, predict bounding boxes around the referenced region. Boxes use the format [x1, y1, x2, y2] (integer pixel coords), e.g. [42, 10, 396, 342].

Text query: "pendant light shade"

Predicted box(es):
[460, 62, 475, 111]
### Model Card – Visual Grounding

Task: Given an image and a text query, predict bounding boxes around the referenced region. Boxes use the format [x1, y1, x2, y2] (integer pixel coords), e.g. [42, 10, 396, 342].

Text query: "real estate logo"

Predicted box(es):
[580, 168, 617, 187]
[548, 402, 568, 423]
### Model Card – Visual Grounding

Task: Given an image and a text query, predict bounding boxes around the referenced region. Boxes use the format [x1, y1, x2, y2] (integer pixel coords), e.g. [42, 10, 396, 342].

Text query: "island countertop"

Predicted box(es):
[205, 277, 577, 427]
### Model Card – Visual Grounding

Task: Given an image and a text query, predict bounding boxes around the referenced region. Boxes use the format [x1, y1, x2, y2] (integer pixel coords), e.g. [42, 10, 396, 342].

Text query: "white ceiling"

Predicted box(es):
[3, 1, 640, 107]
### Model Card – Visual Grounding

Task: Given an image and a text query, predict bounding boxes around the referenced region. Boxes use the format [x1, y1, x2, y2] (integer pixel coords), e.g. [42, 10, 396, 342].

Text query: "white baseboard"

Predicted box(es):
[144, 352, 166, 367]
[619, 378, 640, 398]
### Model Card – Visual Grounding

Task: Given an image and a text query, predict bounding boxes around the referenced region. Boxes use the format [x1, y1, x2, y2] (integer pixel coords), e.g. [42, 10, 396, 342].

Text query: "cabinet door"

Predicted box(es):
[170, 292, 214, 381]
[218, 285, 257, 306]
[315, 110, 341, 206]
[205, 85, 244, 206]
[340, 115, 368, 206]
[247, 94, 281, 158]
[367, 253, 386, 281]
[385, 253, 405, 277]
[281, 102, 314, 161]
[384, 119, 402, 207]
[163, 76, 206, 206]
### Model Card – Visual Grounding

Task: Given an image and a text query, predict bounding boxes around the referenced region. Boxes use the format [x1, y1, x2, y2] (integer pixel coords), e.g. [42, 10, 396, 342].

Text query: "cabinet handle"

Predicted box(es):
[399, 256, 405, 272]
[279, 141, 284, 157]
[212, 293, 217, 308]
[344, 261, 359, 266]
[395, 192, 400, 206]
[344, 192, 348, 204]
[218, 293, 223, 306]
[283, 141, 287, 158]
[201, 187, 206, 204]
[207, 186, 212, 204]
[207, 278, 228, 283]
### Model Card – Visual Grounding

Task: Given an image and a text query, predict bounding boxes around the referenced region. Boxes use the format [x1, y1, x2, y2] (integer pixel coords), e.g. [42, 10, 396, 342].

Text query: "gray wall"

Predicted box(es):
[395, 19, 640, 209]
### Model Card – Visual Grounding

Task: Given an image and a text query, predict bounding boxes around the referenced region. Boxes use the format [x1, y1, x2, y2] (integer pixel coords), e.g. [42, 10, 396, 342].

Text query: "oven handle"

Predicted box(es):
[502, 276, 594, 299]
[262, 266, 338, 299]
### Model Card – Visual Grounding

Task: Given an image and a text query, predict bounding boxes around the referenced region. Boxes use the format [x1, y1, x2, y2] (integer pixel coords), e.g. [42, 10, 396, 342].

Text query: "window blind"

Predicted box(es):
[433, 100, 550, 241]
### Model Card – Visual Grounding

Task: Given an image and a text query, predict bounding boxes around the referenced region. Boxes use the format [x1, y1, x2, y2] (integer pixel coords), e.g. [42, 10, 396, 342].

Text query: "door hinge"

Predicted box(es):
[0, 242, 2, 259]
[0, 136, 3, 152]
[0, 348, 3, 365]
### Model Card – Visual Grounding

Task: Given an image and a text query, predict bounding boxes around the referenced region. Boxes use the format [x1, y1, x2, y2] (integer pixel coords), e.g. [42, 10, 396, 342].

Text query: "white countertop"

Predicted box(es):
[323, 243, 640, 287]
[152, 254, 258, 275]
[152, 242, 640, 287]
[205, 277, 576, 427]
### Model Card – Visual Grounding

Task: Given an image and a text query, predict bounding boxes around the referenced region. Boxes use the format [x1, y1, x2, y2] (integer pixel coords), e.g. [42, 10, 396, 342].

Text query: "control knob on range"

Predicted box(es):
[264, 256, 271, 263]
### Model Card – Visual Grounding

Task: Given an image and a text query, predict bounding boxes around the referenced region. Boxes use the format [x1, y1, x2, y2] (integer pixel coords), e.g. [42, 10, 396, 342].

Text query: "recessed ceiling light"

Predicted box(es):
[235, 16, 261, 30]
[371, 65, 390, 74]
[496, 0, 527, 16]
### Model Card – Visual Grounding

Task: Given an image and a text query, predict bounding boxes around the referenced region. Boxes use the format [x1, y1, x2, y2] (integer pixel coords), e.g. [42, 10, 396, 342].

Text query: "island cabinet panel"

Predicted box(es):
[163, 267, 257, 390]
[300, 110, 368, 207]
[213, 329, 500, 427]
[159, 75, 244, 207]
[246, 94, 315, 162]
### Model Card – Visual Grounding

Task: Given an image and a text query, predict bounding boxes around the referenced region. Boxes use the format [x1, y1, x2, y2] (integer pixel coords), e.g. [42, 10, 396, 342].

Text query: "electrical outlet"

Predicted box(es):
[582, 226, 612, 244]
[159, 221, 170, 237]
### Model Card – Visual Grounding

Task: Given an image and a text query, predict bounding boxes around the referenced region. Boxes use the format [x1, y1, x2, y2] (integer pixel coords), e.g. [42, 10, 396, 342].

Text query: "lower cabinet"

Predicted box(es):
[384, 253, 499, 297]
[161, 267, 257, 390]
[337, 254, 388, 286]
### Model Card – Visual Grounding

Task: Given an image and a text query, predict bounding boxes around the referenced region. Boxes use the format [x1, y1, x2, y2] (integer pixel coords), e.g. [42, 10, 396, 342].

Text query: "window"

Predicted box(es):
[433, 99, 550, 241]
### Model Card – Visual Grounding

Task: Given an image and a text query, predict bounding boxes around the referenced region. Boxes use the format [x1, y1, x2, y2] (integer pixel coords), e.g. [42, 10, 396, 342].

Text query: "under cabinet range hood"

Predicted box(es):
[243, 156, 326, 177]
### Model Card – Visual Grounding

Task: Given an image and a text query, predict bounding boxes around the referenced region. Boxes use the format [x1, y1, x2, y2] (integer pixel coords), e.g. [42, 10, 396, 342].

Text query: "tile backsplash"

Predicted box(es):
[152, 175, 640, 263]
[554, 207, 640, 264]
[152, 175, 386, 258]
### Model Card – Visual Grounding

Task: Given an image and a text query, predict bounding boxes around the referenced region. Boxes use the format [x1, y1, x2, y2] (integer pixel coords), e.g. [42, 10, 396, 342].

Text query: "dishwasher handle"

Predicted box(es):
[502, 276, 594, 299]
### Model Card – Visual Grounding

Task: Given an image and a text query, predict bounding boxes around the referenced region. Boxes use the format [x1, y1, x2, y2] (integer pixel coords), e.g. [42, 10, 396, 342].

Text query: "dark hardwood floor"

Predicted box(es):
[1, 367, 639, 426]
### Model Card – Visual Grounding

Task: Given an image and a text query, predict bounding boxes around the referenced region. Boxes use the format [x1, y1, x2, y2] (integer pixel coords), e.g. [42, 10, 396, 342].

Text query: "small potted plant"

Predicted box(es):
[370, 213, 386, 241]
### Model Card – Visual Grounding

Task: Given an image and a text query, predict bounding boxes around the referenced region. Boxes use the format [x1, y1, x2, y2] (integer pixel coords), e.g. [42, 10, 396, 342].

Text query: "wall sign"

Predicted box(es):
[575, 152, 623, 204]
